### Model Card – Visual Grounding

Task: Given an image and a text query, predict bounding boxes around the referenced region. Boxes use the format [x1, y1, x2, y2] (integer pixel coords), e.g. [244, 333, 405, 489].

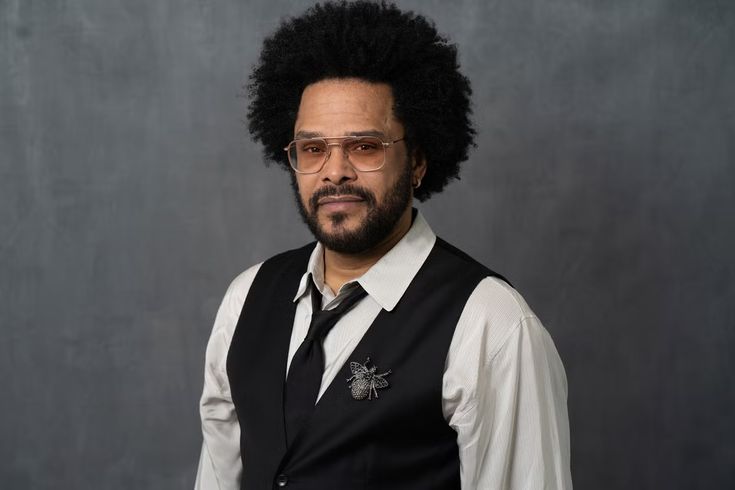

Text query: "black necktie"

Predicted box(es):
[284, 283, 367, 445]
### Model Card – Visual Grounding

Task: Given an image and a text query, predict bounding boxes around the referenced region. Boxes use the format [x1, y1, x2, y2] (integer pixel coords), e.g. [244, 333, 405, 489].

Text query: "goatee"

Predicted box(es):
[291, 164, 413, 254]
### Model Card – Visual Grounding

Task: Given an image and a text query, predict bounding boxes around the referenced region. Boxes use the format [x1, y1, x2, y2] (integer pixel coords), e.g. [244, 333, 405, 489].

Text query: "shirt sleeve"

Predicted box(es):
[195, 264, 262, 490]
[444, 277, 572, 489]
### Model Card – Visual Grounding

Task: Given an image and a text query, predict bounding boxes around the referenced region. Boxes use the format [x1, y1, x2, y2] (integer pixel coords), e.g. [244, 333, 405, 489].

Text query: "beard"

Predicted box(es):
[291, 163, 413, 255]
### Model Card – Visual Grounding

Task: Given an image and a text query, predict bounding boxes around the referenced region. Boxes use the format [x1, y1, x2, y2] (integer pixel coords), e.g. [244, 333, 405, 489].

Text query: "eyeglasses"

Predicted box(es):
[283, 136, 405, 174]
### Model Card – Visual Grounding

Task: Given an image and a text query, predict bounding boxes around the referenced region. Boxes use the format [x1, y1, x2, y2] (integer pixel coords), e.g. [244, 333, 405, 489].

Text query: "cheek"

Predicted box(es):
[295, 177, 313, 203]
[376, 167, 405, 195]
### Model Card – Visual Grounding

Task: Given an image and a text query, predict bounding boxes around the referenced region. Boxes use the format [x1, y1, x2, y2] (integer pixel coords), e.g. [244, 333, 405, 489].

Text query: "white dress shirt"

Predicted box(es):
[195, 212, 572, 489]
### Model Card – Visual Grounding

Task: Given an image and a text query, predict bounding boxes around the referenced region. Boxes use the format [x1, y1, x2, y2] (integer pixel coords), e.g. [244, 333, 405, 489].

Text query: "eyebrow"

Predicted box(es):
[294, 130, 387, 139]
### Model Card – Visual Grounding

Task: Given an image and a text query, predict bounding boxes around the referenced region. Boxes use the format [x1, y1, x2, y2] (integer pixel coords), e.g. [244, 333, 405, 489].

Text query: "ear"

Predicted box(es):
[411, 149, 427, 189]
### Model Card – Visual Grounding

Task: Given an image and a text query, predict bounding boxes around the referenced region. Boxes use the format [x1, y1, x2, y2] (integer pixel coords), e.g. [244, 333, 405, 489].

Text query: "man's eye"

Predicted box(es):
[300, 144, 325, 153]
[350, 141, 379, 152]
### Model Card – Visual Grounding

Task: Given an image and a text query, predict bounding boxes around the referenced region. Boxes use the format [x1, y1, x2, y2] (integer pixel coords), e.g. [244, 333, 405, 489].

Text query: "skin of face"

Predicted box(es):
[293, 78, 426, 255]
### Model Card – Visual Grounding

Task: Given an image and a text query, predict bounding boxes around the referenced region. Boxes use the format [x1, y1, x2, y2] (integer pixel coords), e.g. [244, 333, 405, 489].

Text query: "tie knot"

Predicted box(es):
[306, 284, 367, 342]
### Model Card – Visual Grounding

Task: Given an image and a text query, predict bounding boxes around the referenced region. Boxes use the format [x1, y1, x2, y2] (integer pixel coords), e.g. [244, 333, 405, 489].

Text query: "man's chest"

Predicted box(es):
[286, 294, 384, 401]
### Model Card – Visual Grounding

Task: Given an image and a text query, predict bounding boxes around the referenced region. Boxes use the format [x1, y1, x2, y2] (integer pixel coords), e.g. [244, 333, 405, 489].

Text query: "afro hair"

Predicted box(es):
[247, 1, 475, 201]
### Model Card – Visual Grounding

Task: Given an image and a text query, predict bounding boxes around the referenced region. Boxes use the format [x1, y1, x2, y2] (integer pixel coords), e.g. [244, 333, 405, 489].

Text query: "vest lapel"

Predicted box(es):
[269, 278, 301, 452]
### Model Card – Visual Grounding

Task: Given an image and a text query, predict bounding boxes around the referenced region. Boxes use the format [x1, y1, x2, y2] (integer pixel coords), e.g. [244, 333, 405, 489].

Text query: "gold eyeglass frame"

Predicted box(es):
[283, 136, 405, 174]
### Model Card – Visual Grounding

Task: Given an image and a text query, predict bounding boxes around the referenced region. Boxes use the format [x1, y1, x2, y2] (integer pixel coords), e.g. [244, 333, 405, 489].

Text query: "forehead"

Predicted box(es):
[294, 78, 400, 137]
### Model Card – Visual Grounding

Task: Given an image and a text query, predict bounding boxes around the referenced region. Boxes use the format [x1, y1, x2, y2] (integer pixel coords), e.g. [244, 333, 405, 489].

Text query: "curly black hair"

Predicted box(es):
[247, 1, 475, 201]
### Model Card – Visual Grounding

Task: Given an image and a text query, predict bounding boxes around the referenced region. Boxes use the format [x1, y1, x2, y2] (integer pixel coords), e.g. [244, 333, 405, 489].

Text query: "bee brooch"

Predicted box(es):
[347, 357, 392, 400]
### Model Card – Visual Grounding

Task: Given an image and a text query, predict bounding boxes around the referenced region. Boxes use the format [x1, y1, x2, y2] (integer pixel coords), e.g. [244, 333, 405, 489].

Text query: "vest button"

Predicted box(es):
[275, 474, 289, 487]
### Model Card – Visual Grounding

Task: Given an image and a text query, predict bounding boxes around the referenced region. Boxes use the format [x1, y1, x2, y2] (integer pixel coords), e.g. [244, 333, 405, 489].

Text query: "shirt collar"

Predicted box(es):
[292, 210, 436, 311]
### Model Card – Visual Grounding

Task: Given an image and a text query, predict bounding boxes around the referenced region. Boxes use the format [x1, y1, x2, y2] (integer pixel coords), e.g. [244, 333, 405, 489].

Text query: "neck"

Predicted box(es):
[323, 207, 413, 293]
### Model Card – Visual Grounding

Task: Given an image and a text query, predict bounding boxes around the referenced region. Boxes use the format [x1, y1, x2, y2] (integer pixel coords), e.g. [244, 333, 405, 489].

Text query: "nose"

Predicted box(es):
[321, 142, 358, 185]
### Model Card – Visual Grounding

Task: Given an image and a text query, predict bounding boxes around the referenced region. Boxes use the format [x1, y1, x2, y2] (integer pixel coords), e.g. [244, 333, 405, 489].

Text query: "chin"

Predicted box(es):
[319, 211, 361, 233]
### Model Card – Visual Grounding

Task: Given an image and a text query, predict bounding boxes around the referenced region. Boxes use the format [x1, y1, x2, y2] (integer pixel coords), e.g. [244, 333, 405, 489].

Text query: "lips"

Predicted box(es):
[309, 185, 376, 212]
[317, 195, 364, 206]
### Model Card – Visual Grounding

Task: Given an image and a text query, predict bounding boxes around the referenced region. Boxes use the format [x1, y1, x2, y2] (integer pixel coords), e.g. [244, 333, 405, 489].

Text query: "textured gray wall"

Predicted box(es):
[1, 0, 733, 488]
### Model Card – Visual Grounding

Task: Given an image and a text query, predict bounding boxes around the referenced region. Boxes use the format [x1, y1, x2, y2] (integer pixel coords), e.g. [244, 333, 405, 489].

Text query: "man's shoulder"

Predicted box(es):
[226, 262, 263, 296]
[456, 275, 545, 364]
[216, 263, 263, 323]
[468, 275, 536, 322]
[434, 237, 511, 286]
[432, 238, 536, 327]
[224, 242, 317, 298]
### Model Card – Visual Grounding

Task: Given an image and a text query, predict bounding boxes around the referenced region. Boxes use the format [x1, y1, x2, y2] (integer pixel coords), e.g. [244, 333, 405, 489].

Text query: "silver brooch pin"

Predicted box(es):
[347, 357, 391, 400]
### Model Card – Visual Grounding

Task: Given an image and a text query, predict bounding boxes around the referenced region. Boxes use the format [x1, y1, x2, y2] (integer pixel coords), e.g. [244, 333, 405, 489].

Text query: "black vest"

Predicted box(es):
[226, 238, 504, 490]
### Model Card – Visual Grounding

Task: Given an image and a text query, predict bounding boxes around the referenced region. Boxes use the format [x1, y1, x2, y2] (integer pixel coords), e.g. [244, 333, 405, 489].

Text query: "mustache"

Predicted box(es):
[309, 185, 377, 210]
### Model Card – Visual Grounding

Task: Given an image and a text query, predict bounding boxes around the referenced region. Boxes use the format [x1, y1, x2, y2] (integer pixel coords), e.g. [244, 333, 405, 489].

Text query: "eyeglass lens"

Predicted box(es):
[288, 137, 385, 173]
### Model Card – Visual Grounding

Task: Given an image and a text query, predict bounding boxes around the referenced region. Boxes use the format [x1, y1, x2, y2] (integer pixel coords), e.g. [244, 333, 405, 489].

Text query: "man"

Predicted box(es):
[196, 2, 571, 489]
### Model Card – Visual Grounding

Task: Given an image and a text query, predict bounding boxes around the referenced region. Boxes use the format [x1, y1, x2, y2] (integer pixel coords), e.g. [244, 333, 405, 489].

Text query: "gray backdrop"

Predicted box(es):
[1, 0, 733, 488]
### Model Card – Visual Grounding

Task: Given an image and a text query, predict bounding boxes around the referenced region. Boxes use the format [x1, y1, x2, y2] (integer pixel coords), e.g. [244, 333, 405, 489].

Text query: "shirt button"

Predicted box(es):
[275, 474, 288, 487]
